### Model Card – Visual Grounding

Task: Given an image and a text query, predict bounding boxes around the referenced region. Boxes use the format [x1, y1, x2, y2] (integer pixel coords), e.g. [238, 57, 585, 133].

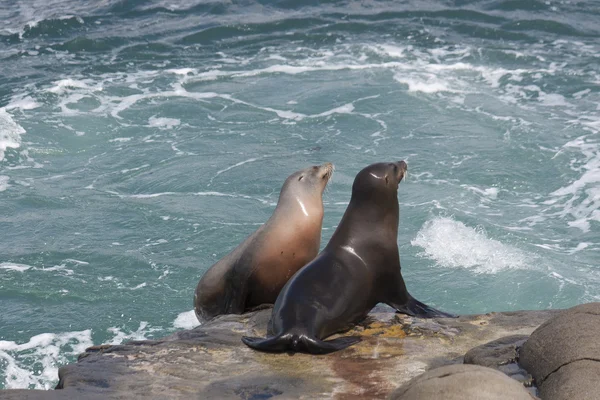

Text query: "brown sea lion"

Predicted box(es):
[194, 162, 334, 322]
[242, 161, 455, 354]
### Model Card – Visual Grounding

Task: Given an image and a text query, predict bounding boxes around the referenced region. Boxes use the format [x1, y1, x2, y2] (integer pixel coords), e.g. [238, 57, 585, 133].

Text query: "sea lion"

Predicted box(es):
[242, 161, 454, 354]
[194, 162, 334, 322]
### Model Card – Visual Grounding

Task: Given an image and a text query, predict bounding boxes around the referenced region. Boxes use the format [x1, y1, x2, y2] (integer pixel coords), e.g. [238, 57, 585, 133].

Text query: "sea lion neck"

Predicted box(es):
[326, 195, 399, 250]
[273, 189, 324, 222]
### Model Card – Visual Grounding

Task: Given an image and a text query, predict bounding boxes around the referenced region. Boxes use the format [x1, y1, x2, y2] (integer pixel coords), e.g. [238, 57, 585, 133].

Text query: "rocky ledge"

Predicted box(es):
[3, 304, 576, 400]
[5, 303, 600, 399]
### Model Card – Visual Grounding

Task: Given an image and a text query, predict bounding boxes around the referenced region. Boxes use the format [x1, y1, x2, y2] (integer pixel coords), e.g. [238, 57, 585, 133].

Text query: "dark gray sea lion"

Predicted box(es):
[194, 162, 334, 322]
[242, 161, 454, 354]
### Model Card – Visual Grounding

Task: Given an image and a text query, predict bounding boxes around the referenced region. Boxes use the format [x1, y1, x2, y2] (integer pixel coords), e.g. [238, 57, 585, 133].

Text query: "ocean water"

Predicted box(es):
[1, 0, 599, 390]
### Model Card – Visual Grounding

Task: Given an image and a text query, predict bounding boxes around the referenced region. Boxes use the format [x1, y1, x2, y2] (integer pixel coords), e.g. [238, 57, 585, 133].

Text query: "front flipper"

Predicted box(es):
[388, 295, 457, 318]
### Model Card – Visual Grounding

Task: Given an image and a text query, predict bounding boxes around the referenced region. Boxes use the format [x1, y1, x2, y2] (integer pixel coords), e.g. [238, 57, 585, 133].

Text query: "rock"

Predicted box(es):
[539, 360, 600, 400]
[2, 307, 560, 399]
[464, 335, 533, 386]
[519, 302, 600, 399]
[464, 335, 528, 368]
[388, 364, 536, 400]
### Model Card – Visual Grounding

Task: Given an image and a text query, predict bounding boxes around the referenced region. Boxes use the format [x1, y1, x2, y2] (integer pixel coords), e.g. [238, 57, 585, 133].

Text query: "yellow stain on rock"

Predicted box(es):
[356, 322, 407, 339]
[468, 316, 490, 326]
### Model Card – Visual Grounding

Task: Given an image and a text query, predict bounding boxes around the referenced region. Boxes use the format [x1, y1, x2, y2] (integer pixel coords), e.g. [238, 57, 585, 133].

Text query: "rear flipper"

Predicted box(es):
[242, 334, 361, 355]
[389, 295, 457, 318]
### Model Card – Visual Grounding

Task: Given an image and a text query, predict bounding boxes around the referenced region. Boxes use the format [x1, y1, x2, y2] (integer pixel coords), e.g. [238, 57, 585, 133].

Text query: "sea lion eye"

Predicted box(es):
[298, 176, 304, 181]
[393, 164, 398, 172]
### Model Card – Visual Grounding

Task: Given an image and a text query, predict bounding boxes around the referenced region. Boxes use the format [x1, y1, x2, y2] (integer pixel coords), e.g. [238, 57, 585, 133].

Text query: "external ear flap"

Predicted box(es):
[385, 175, 389, 184]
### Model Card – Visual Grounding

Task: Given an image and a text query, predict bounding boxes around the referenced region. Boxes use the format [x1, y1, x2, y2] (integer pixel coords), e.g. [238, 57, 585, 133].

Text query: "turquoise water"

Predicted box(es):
[1, 0, 600, 389]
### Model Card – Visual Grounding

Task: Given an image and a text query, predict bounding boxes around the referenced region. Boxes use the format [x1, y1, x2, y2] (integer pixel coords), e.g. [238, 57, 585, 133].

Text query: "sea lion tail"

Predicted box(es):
[241, 334, 291, 352]
[242, 334, 361, 354]
[395, 295, 457, 318]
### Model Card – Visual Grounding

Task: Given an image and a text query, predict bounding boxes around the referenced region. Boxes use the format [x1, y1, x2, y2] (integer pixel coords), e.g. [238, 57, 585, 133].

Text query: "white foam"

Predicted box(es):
[0, 175, 9, 192]
[393, 72, 453, 93]
[0, 108, 25, 162]
[538, 92, 571, 107]
[39, 264, 75, 275]
[194, 191, 270, 205]
[212, 157, 262, 180]
[126, 192, 178, 198]
[411, 217, 530, 274]
[173, 310, 199, 329]
[44, 78, 105, 117]
[573, 89, 591, 99]
[547, 135, 600, 232]
[64, 259, 89, 265]
[571, 242, 591, 253]
[148, 116, 180, 129]
[315, 103, 354, 117]
[166, 68, 196, 75]
[6, 95, 41, 111]
[129, 282, 147, 290]
[109, 90, 218, 119]
[0, 262, 32, 272]
[188, 61, 407, 83]
[46, 78, 102, 95]
[462, 185, 500, 200]
[550, 271, 579, 285]
[374, 44, 407, 58]
[106, 322, 158, 345]
[121, 164, 150, 174]
[0, 330, 92, 389]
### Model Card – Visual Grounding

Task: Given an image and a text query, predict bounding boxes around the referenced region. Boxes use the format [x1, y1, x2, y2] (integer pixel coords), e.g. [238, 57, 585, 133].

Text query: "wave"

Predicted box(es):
[411, 217, 531, 274]
[0, 330, 92, 390]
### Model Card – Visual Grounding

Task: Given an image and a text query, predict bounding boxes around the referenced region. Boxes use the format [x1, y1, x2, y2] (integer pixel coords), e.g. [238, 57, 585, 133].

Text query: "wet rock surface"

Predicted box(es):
[519, 302, 600, 400]
[388, 364, 536, 400]
[1, 307, 560, 399]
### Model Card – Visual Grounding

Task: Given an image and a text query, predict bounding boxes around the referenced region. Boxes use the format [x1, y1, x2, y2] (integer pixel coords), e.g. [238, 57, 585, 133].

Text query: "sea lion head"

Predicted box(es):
[342, 161, 407, 233]
[352, 161, 407, 200]
[277, 162, 334, 214]
[281, 162, 334, 196]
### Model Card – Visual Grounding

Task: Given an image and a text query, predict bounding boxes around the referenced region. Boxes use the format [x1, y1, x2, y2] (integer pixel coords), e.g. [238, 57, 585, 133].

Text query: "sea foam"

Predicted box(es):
[0, 176, 9, 192]
[0, 108, 25, 162]
[0, 262, 32, 272]
[0, 330, 92, 390]
[547, 135, 600, 232]
[411, 217, 530, 274]
[173, 310, 199, 329]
